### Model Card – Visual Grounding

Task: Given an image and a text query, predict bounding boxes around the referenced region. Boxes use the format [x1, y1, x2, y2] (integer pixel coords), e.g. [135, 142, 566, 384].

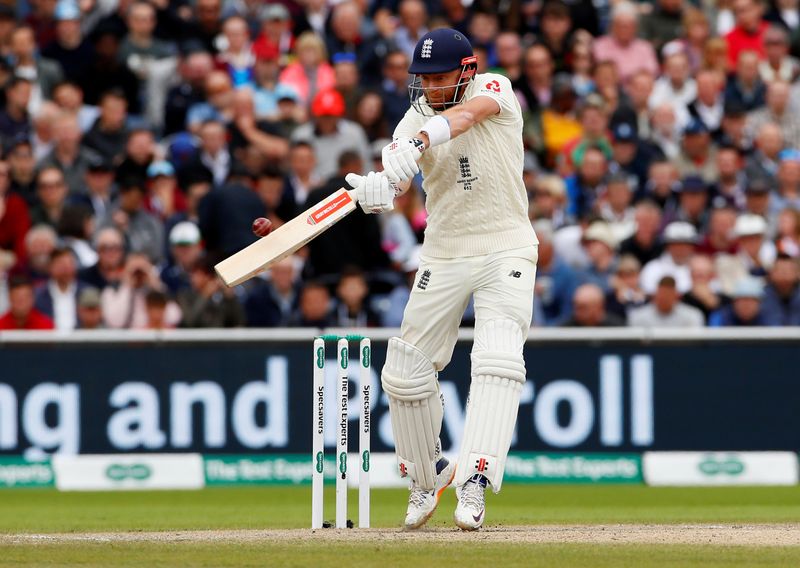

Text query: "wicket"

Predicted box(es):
[312, 334, 371, 529]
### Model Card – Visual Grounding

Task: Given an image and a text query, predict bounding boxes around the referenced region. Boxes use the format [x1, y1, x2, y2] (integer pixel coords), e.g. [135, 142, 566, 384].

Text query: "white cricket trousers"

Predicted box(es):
[400, 245, 538, 369]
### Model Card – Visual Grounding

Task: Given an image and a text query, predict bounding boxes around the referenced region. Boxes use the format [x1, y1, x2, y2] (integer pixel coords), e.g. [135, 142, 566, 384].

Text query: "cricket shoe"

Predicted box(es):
[454, 474, 488, 531]
[403, 458, 456, 530]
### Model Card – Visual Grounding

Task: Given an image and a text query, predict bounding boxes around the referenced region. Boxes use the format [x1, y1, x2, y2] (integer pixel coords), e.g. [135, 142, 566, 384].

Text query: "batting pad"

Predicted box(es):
[381, 337, 442, 490]
[455, 319, 527, 492]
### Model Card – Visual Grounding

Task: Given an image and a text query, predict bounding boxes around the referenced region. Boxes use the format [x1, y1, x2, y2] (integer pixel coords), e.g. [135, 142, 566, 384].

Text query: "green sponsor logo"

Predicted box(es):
[315, 452, 324, 474]
[0, 457, 54, 488]
[105, 463, 152, 482]
[503, 453, 642, 484]
[339, 452, 347, 474]
[316, 346, 324, 368]
[362, 450, 370, 472]
[205, 455, 320, 486]
[698, 455, 745, 476]
[362, 346, 371, 368]
[340, 347, 348, 369]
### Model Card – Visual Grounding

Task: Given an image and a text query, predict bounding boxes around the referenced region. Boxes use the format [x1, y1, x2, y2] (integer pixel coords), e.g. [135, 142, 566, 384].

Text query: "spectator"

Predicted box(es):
[51, 80, 99, 134]
[608, 122, 661, 196]
[529, 174, 568, 228]
[39, 112, 99, 196]
[0, 160, 31, 270]
[492, 31, 523, 81]
[184, 0, 224, 56]
[69, 157, 116, 220]
[76, 287, 104, 329]
[9, 25, 64, 111]
[229, 88, 289, 162]
[251, 42, 297, 120]
[392, 0, 428, 60]
[243, 256, 301, 327]
[333, 266, 380, 327]
[513, 44, 554, 114]
[640, 0, 685, 54]
[724, 50, 766, 112]
[0, 275, 54, 330]
[649, 48, 696, 126]
[252, 3, 296, 65]
[380, 50, 411, 133]
[143, 289, 177, 329]
[760, 254, 800, 325]
[606, 254, 647, 322]
[180, 120, 231, 187]
[214, 15, 254, 88]
[81, 89, 130, 164]
[7, 137, 38, 207]
[0, 76, 33, 141]
[745, 122, 783, 184]
[577, 221, 618, 293]
[641, 158, 680, 208]
[57, 204, 97, 269]
[161, 221, 203, 295]
[742, 179, 773, 223]
[559, 94, 612, 175]
[697, 206, 738, 255]
[40, 0, 93, 82]
[681, 254, 724, 321]
[291, 89, 371, 182]
[279, 31, 335, 106]
[597, 172, 636, 242]
[163, 49, 214, 135]
[532, 220, 580, 326]
[23, 224, 58, 285]
[563, 283, 624, 326]
[564, 145, 608, 220]
[177, 255, 245, 328]
[145, 160, 186, 222]
[285, 141, 320, 208]
[628, 275, 705, 327]
[33, 246, 86, 331]
[78, 226, 125, 290]
[290, 280, 333, 327]
[709, 277, 767, 326]
[101, 252, 180, 329]
[325, 2, 388, 83]
[537, 1, 574, 73]
[79, 28, 141, 114]
[592, 2, 659, 83]
[186, 71, 235, 133]
[772, 149, 800, 215]
[724, 0, 768, 68]
[640, 221, 697, 294]
[718, 213, 776, 290]
[100, 177, 165, 264]
[304, 151, 388, 280]
[674, 119, 718, 184]
[618, 70, 655, 141]
[30, 166, 69, 229]
[745, 80, 800, 149]
[619, 201, 664, 266]
[759, 25, 800, 82]
[687, 68, 726, 135]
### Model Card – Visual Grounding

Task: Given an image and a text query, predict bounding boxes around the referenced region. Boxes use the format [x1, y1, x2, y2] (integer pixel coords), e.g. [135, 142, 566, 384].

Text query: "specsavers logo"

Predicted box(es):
[698, 454, 745, 476]
[105, 463, 152, 482]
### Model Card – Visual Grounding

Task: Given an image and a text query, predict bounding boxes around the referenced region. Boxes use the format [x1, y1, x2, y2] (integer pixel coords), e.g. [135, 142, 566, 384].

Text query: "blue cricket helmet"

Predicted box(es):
[408, 28, 475, 74]
[407, 28, 478, 116]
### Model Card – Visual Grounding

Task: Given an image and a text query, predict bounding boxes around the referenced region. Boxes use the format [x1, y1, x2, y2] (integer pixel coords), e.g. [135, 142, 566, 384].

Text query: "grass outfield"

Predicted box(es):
[1, 485, 799, 567]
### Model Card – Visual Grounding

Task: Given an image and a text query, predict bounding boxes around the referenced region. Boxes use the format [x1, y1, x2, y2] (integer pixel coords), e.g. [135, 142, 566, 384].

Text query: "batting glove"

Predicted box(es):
[346, 171, 396, 214]
[381, 137, 425, 183]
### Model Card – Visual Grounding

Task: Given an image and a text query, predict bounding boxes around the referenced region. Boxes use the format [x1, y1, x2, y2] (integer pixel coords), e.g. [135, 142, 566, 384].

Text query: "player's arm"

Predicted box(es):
[382, 96, 501, 183]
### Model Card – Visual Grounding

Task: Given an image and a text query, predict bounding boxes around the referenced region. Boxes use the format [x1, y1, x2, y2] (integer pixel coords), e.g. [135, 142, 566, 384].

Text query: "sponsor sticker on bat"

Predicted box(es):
[307, 191, 353, 225]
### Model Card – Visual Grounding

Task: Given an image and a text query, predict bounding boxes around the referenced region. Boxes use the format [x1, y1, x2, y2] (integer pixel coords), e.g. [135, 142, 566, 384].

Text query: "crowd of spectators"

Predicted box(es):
[1, 0, 800, 331]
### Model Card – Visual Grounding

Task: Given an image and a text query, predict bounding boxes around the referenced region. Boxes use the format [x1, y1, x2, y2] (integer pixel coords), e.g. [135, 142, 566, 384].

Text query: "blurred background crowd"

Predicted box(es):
[1, 0, 799, 331]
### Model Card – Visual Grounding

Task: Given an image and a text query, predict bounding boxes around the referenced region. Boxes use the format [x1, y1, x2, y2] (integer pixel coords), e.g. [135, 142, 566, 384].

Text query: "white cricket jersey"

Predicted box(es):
[394, 72, 538, 258]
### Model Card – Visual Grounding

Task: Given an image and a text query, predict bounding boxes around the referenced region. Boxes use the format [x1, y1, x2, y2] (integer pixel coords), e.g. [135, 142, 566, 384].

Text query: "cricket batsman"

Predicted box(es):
[344, 28, 539, 530]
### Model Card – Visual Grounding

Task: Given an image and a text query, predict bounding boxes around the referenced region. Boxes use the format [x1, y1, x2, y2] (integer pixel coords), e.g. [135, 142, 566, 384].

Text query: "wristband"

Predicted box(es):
[420, 114, 451, 148]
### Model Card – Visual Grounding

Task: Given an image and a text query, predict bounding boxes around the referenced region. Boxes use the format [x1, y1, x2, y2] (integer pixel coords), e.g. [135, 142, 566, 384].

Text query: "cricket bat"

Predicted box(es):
[214, 188, 357, 287]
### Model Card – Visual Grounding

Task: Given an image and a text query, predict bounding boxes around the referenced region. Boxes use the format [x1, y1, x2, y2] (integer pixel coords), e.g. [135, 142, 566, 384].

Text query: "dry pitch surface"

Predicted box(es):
[3, 524, 799, 547]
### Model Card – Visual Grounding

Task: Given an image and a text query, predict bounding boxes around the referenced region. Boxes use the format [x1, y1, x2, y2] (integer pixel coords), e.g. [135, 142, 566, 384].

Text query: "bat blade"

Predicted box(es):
[214, 188, 357, 287]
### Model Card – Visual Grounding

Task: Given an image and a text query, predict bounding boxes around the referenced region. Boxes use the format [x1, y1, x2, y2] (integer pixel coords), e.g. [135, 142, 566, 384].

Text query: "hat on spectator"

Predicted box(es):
[311, 89, 345, 117]
[745, 178, 771, 195]
[78, 287, 102, 308]
[147, 160, 176, 178]
[779, 148, 800, 163]
[682, 117, 708, 135]
[617, 254, 641, 274]
[261, 3, 290, 21]
[551, 73, 575, 95]
[663, 221, 698, 244]
[332, 52, 357, 65]
[54, 1, 81, 21]
[612, 122, 637, 143]
[276, 86, 299, 103]
[661, 40, 685, 59]
[87, 156, 115, 172]
[169, 222, 201, 246]
[253, 41, 280, 61]
[583, 222, 617, 250]
[732, 277, 764, 299]
[677, 175, 707, 193]
[4, 133, 30, 154]
[578, 93, 606, 114]
[734, 214, 767, 237]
